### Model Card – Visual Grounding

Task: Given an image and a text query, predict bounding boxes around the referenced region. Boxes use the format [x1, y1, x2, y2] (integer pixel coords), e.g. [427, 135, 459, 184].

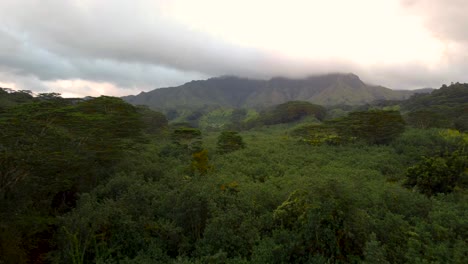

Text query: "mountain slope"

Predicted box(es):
[402, 83, 468, 130]
[123, 73, 431, 109]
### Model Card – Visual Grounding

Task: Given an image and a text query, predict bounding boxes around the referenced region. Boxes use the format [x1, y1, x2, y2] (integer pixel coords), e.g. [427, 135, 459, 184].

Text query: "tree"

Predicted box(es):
[402, 83, 468, 131]
[330, 110, 405, 144]
[363, 233, 390, 264]
[291, 124, 343, 146]
[136, 105, 168, 134]
[0, 88, 34, 110]
[405, 152, 468, 196]
[0, 96, 146, 263]
[225, 108, 248, 130]
[405, 110, 449, 129]
[171, 127, 203, 153]
[216, 131, 245, 154]
[190, 149, 212, 176]
[262, 101, 327, 125]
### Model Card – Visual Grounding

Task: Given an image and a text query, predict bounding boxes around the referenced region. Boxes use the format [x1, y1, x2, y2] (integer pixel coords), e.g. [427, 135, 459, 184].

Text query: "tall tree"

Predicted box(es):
[330, 110, 405, 144]
[216, 131, 245, 154]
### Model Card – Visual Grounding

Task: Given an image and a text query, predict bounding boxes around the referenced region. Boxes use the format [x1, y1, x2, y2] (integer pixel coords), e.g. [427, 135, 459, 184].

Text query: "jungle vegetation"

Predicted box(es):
[0, 83, 467, 263]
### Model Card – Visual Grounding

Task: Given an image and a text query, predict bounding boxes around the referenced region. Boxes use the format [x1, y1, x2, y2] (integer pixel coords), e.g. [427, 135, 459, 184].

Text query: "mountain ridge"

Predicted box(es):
[123, 73, 433, 109]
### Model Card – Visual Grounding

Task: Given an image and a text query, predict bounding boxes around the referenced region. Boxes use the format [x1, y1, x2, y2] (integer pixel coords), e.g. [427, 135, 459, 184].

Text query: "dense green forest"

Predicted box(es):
[0, 84, 467, 263]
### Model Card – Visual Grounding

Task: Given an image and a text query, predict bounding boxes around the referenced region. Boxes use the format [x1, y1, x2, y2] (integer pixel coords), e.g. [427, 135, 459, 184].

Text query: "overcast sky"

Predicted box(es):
[0, 0, 467, 97]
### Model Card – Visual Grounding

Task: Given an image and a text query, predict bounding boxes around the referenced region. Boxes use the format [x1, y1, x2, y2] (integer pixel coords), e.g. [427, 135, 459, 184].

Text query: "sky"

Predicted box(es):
[0, 0, 467, 97]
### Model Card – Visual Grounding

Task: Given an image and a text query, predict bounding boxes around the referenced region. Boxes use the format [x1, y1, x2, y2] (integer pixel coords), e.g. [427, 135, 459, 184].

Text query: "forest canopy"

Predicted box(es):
[0, 84, 467, 264]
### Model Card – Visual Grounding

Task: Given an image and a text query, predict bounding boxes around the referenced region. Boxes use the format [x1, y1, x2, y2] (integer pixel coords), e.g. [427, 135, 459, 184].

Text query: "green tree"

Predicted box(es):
[262, 101, 327, 125]
[171, 127, 203, 153]
[363, 233, 389, 264]
[191, 149, 212, 176]
[291, 124, 343, 146]
[330, 110, 405, 144]
[228, 108, 247, 130]
[0, 88, 34, 110]
[405, 152, 468, 196]
[405, 110, 450, 129]
[136, 105, 168, 134]
[0, 96, 145, 263]
[216, 131, 245, 154]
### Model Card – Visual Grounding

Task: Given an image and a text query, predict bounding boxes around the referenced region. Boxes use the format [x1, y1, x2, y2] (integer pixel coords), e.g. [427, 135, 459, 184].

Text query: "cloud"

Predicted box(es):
[0, 1, 271, 77]
[0, 0, 467, 96]
[0, 0, 358, 95]
[0, 71, 50, 93]
[396, 0, 468, 85]
[44, 80, 143, 98]
[401, 0, 468, 43]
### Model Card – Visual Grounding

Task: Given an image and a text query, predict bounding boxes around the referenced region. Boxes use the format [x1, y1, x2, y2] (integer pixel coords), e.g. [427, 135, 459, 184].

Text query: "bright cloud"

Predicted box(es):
[0, 0, 467, 96]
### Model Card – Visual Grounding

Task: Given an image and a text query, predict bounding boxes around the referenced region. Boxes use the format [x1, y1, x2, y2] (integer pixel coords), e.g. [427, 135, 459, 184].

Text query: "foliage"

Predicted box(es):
[405, 153, 468, 196]
[216, 131, 245, 154]
[403, 83, 468, 131]
[0, 88, 34, 110]
[198, 108, 234, 131]
[136, 105, 168, 134]
[171, 127, 203, 153]
[229, 108, 248, 129]
[0, 95, 145, 263]
[329, 110, 406, 144]
[404, 130, 468, 196]
[363, 233, 389, 264]
[291, 110, 406, 146]
[2, 91, 468, 263]
[405, 110, 450, 129]
[191, 149, 213, 176]
[261, 101, 327, 125]
[290, 124, 344, 146]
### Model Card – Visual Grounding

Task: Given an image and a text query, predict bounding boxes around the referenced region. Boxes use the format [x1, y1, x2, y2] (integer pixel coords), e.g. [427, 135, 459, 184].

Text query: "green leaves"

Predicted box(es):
[404, 129, 468, 196]
[291, 110, 405, 146]
[291, 124, 343, 146]
[136, 105, 168, 134]
[405, 152, 468, 196]
[0, 95, 148, 263]
[216, 131, 245, 154]
[330, 110, 406, 144]
[261, 101, 327, 125]
[191, 149, 213, 176]
[403, 83, 468, 131]
[2, 90, 468, 264]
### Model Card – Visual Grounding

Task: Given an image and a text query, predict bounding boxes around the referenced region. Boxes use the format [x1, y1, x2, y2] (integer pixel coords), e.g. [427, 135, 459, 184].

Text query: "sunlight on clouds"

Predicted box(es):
[165, 0, 445, 67]
[0, 0, 466, 95]
[44, 79, 142, 98]
[0, 81, 17, 89]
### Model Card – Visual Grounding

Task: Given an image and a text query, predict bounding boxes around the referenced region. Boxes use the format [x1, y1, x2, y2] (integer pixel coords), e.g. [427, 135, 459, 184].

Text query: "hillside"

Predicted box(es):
[402, 82, 468, 130]
[123, 73, 431, 109]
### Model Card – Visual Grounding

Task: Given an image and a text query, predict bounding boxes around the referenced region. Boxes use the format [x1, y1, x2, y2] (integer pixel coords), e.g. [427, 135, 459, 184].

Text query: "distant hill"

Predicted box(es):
[122, 73, 432, 109]
[402, 82, 468, 131]
[403, 83, 468, 111]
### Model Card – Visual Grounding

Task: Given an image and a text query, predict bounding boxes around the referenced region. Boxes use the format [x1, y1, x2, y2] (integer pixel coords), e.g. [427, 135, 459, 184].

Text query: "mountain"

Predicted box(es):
[122, 73, 432, 109]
